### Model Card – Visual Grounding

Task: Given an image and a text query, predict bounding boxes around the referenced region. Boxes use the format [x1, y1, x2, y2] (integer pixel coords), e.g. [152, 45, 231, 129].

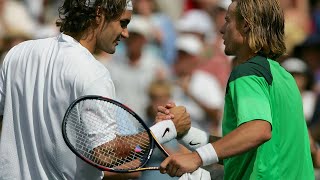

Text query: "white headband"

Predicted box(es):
[85, 0, 133, 10]
[126, 0, 133, 10]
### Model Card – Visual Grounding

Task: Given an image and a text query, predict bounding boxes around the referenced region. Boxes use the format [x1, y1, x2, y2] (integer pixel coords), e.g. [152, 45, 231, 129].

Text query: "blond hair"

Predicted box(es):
[234, 0, 286, 59]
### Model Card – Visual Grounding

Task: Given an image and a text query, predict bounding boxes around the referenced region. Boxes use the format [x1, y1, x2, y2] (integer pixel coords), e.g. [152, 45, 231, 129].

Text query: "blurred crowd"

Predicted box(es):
[0, 0, 320, 179]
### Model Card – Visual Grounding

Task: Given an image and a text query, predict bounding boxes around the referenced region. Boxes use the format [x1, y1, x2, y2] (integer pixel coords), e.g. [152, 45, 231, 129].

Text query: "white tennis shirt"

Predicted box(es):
[0, 33, 116, 180]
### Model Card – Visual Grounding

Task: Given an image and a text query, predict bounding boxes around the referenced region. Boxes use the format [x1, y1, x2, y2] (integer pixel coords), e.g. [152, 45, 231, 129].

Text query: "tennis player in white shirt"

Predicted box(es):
[0, 0, 191, 179]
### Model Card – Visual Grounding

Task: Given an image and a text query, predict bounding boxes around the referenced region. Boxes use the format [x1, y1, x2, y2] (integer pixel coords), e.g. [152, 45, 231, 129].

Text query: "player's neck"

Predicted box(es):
[79, 38, 96, 54]
[235, 47, 256, 65]
[65, 31, 96, 54]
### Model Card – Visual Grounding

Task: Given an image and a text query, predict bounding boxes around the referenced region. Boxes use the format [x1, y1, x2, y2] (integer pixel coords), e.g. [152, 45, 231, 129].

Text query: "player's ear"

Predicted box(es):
[95, 6, 104, 25]
[242, 20, 250, 34]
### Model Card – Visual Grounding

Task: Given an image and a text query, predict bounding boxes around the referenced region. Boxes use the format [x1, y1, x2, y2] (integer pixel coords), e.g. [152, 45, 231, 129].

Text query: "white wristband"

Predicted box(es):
[178, 127, 209, 151]
[196, 143, 219, 166]
[150, 120, 177, 144]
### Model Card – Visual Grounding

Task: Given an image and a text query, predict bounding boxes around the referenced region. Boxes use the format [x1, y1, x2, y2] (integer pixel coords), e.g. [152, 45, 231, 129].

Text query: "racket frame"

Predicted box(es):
[62, 95, 169, 172]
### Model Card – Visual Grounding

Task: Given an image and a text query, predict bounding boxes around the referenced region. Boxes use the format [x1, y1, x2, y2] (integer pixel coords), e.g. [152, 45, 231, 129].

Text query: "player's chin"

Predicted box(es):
[224, 49, 233, 56]
[105, 46, 116, 54]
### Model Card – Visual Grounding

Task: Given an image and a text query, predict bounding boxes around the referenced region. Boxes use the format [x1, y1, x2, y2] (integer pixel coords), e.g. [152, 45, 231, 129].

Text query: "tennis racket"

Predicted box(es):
[62, 95, 170, 173]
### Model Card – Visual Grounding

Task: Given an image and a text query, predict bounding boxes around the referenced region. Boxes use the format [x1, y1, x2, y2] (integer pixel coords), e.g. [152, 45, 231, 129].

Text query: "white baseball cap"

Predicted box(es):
[217, 0, 232, 10]
[176, 10, 214, 39]
[281, 58, 308, 74]
[127, 15, 152, 38]
[175, 34, 203, 56]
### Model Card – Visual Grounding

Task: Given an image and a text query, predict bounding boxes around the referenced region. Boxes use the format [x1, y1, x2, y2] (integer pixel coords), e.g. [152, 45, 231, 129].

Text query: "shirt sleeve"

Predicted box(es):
[228, 75, 272, 126]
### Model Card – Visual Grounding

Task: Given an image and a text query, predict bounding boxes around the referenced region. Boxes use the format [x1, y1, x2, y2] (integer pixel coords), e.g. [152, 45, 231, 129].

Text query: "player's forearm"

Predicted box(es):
[212, 120, 271, 160]
[194, 120, 271, 167]
[104, 170, 141, 179]
[93, 120, 178, 165]
[92, 132, 149, 166]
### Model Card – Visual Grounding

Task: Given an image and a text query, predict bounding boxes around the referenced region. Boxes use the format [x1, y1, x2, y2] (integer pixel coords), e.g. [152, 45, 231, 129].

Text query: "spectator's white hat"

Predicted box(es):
[127, 15, 152, 38]
[217, 0, 232, 10]
[282, 58, 308, 74]
[176, 10, 214, 40]
[175, 34, 203, 56]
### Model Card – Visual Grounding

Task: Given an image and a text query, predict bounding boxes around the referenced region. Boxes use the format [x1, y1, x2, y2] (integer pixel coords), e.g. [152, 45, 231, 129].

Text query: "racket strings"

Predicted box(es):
[65, 99, 152, 170]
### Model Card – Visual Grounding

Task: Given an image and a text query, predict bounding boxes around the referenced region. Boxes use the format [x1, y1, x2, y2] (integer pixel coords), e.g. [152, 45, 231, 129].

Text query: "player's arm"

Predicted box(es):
[91, 133, 150, 167]
[207, 120, 271, 162]
[157, 103, 221, 148]
[103, 171, 141, 180]
[160, 120, 271, 176]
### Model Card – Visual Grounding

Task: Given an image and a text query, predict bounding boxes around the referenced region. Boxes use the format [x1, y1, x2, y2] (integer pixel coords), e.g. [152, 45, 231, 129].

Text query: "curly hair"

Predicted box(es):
[234, 0, 286, 59]
[56, 0, 127, 34]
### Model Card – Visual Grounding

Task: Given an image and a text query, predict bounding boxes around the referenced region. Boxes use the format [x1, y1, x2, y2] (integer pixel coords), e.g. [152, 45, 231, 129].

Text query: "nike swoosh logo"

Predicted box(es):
[189, 141, 200, 146]
[162, 128, 170, 137]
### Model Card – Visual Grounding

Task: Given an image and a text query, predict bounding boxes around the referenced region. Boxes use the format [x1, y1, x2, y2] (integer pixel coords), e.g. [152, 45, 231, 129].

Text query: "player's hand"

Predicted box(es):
[155, 101, 176, 122]
[169, 106, 191, 138]
[160, 152, 202, 177]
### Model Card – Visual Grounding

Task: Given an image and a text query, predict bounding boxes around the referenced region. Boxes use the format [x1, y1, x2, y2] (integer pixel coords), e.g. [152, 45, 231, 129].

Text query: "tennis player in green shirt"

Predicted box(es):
[157, 0, 315, 179]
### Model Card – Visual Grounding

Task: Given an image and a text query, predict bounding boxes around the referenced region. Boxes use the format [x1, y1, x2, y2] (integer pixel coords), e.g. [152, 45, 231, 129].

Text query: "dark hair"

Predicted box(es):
[234, 0, 286, 59]
[56, 0, 127, 34]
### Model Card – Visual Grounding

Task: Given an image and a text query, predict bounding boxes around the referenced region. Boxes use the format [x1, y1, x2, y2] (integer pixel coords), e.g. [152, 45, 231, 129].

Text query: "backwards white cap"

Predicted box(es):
[85, 0, 132, 10]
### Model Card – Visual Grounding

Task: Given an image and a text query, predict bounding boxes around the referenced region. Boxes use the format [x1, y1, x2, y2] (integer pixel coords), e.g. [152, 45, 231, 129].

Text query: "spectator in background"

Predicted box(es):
[172, 34, 224, 136]
[133, 0, 177, 66]
[154, 0, 184, 22]
[23, 0, 63, 24]
[310, 0, 320, 34]
[293, 34, 320, 93]
[0, 0, 37, 38]
[105, 15, 169, 120]
[0, 0, 59, 64]
[282, 57, 317, 123]
[23, 0, 46, 22]
[279, 0, 312, 56]
[183, 0, 218, 14]
[0, 0, 35, 63]
[176, 9, 215, 58]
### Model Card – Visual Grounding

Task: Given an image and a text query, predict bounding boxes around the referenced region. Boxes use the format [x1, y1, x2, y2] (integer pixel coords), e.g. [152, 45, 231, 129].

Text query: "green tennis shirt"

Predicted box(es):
[222, 56, 314, 180]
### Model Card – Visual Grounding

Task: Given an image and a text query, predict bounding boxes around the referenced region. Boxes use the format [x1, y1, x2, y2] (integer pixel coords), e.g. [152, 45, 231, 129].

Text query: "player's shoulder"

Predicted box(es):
[9, 37, 55, 51]
[230, 55, 273, 85]
[3, 37, 55, 62]
[62, 48, 108, 80]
